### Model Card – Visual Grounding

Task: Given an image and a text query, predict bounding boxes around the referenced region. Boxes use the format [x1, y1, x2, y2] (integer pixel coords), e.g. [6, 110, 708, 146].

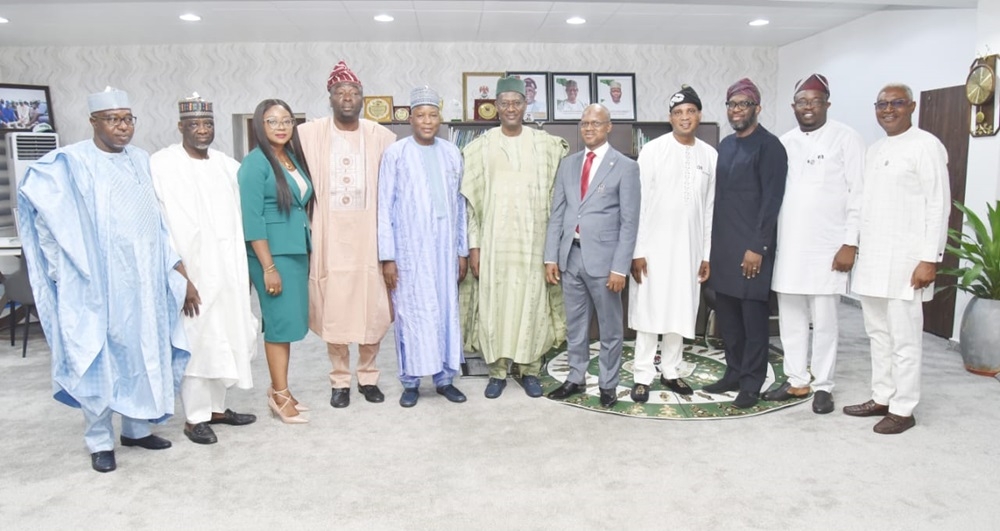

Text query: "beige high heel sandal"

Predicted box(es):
[267, 386, 309, 412]
[269, 388, 308, 424]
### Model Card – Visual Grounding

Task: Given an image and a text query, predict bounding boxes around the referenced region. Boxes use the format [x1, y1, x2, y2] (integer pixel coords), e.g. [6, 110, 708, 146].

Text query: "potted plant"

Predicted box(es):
[941, 200, 1000, 376]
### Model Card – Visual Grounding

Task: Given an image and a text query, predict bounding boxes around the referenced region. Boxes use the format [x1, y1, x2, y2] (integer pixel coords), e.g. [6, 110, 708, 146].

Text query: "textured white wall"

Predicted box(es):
[0, 41, 776, 154]
[777, 8, 975, 143]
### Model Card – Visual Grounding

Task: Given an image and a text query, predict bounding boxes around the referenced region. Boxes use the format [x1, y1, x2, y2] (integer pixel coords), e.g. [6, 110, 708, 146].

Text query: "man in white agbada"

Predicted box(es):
[765, 74, 865, 415]
[628, 85, 716, 403]
[150, 95, 258, 445]
[843, 83, 949, 435]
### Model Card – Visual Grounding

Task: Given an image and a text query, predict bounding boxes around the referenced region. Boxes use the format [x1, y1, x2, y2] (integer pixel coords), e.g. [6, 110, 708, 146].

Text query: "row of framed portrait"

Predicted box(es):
[463, 72, 637, 123]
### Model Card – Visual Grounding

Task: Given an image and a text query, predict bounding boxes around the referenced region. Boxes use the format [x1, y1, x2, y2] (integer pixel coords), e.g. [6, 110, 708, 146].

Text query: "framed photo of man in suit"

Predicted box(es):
[506, 71, 549, 123]
[550, 73, 592, 122]
[594, 73, 637, 121]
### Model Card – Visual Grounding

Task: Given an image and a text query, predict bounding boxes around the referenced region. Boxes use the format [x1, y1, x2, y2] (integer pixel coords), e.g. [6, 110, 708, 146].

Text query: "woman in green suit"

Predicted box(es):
[238, 99, 314, 423]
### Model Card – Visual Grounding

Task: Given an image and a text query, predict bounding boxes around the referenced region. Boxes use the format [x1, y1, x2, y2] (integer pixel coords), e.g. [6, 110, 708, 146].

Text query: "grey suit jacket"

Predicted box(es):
[544, 145, 641, 277]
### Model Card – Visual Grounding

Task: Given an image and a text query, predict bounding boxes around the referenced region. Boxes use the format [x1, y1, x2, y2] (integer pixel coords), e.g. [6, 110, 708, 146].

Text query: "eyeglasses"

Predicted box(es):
[874, 99, 910, 111]
[725, 101, 756, 110]
[183, 120, 214, 131]
[793, 98, 827, 109]
[97, 115, 137, 127]
[265, 118, 295, 129]
[579, 120, 609, 129]
[496, 100, 525, 110]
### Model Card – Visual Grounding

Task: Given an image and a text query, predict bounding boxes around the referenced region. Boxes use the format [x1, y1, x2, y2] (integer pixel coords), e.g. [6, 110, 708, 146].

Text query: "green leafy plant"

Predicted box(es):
[941, 201, 1000, 300]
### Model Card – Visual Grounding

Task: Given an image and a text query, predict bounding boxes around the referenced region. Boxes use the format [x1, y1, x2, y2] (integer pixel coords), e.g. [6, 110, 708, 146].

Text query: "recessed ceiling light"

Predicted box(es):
[374, 14, 394, 22]
[0, 16, 8, 24]
[179, 13, 201, 22]
[566, 16, 586, 25]
[748, 18, 769, 26]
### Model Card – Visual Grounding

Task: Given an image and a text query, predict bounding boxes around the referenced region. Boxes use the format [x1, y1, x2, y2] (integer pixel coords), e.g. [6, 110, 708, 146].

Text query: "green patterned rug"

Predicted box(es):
[536, 340, 810, 419]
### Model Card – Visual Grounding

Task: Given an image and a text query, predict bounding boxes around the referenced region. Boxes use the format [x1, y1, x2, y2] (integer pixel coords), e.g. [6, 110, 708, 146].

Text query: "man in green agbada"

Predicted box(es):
[460, 76, 569, 399]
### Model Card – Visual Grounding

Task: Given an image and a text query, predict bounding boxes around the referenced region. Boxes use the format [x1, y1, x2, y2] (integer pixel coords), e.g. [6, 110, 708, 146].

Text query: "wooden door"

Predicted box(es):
[918, 85, 969, 338]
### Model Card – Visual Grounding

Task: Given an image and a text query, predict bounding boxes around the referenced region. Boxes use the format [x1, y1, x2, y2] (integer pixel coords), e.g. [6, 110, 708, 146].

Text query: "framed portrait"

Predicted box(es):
[550, 73, 592, 122]
[462, 72, 504, 121]
[506, 71, 549, 122]
[594, 73, 637, 121]
[0, 83, 55, 135]
[363, 96, 393, 123]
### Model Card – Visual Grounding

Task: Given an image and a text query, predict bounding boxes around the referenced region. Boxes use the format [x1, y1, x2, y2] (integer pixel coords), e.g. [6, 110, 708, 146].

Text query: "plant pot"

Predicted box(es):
[959, 297, 1000, 376]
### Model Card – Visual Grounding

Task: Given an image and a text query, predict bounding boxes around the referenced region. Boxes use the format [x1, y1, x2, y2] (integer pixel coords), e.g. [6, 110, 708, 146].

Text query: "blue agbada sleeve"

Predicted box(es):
[17, 149, 109, 404]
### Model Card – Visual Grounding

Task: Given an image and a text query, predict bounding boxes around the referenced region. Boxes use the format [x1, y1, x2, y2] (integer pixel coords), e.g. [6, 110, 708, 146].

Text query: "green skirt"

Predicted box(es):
[248, 254, 309, 343]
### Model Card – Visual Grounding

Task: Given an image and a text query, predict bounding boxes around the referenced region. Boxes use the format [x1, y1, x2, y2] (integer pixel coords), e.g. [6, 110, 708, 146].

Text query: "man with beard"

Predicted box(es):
[150, 95, 259, 444]
[298, 61, 396, 409]
[628, 85, 716, 402]
[844, 83, 949, 434]
[17, 87, 194, 472]
[702, 78, 788, 409]
[766, 74, 865, 414]
[461, 76, 569, 399]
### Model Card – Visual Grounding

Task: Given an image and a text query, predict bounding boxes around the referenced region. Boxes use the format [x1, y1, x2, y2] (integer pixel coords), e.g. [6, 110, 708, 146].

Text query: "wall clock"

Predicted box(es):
[967, 54, 998, 137]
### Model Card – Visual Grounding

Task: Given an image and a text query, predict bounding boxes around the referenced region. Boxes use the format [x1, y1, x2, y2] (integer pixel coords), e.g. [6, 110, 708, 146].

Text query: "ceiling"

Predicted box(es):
[0, 0, 975, 47]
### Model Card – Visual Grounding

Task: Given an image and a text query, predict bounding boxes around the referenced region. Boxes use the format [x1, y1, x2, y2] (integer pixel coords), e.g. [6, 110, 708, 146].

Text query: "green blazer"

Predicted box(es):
[238, 147, 313, 256]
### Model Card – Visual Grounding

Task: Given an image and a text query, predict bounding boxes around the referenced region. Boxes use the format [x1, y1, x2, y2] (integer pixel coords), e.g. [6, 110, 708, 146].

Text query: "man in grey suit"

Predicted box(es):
[544, 104, 641, 407]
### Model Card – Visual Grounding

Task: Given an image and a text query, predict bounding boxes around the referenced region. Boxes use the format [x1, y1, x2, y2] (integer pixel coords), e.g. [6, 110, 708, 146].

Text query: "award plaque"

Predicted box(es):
[474, 99, 498, 121]
[363, 96, 393, 123]
[393, 106, 410, 121]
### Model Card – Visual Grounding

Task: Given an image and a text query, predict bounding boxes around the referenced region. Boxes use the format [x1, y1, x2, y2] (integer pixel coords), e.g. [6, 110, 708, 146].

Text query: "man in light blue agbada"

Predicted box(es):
[378, 86, 468, 407]
[17, 87, 196, 473]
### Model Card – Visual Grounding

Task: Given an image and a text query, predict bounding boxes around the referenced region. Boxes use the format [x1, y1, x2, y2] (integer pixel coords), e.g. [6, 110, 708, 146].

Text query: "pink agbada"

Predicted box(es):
[298, 116, 396, 344]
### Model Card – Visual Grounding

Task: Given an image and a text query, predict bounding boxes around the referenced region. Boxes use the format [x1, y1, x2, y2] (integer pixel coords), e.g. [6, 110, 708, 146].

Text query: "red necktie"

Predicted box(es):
[580, 151, 596, 200]
[577, 151, 596, 236]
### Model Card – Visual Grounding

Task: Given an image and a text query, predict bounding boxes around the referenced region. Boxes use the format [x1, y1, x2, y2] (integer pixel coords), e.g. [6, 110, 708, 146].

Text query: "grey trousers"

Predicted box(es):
[561, 245, 624, 390]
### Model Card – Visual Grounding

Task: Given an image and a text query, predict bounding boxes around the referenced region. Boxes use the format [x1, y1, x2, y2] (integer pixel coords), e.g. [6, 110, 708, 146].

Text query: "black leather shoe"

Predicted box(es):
[91, 450, 116, 473]
[630, 383, 650, 403]
[660, 375, 694, 395]
[762, 381, 810, 402]
[208, 409, 256, 426]
[484, 378, 507, 399]
[358, 384, 385, 403]
[547, 381, 583, 400]
[330, 387, 350, 408]
[599, 387, 618, 407]
[521, 375, 543, 398]
[399, 388, 419, 408]
[732, 390, 760, 409]
[120, 434, 172, 450]
[436, 384, 467, 403]
[812, 391, 834, 414]
[184, 422, 218, 445]
[702, 378, 740, 394]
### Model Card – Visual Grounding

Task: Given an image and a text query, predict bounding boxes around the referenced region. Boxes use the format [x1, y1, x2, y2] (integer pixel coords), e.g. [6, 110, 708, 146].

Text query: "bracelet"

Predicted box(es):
[264, 263, 277, 273]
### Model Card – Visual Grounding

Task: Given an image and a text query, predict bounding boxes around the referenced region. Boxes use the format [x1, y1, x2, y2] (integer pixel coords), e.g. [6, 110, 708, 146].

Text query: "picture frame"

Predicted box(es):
[506, 71, 549, 122]
[392, 106, 410, 122]
[550, 73, 592, 122]
[462, 72, 504, 121]
[0, 83, 55, 135]
[594, 73, 637, 121]
[363, 96, 393, 123]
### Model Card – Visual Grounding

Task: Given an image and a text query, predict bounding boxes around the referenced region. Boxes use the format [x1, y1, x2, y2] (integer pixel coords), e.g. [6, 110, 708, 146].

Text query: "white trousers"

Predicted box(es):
[777, 293, 839, 392]
[859, 295, 924, 416]
[181, 376, 228, 424]
[633, 331, 684, 384]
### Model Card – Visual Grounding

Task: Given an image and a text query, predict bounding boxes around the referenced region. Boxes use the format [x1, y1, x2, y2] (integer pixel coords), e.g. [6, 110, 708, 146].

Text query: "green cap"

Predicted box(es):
[495, 76, 525, 97]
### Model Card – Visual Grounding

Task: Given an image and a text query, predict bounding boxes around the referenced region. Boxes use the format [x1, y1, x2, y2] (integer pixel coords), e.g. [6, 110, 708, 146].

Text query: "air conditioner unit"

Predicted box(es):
[4, 132, 59, 238]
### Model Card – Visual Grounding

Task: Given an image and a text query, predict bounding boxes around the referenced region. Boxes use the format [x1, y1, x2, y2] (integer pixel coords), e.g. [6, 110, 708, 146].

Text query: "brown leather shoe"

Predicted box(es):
[842, 399, 889, 417]
[873, 413, 916, 434]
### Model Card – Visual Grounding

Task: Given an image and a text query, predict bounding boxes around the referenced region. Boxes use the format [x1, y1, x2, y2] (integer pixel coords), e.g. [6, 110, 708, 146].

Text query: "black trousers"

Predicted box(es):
[714, 292, 770, 393]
